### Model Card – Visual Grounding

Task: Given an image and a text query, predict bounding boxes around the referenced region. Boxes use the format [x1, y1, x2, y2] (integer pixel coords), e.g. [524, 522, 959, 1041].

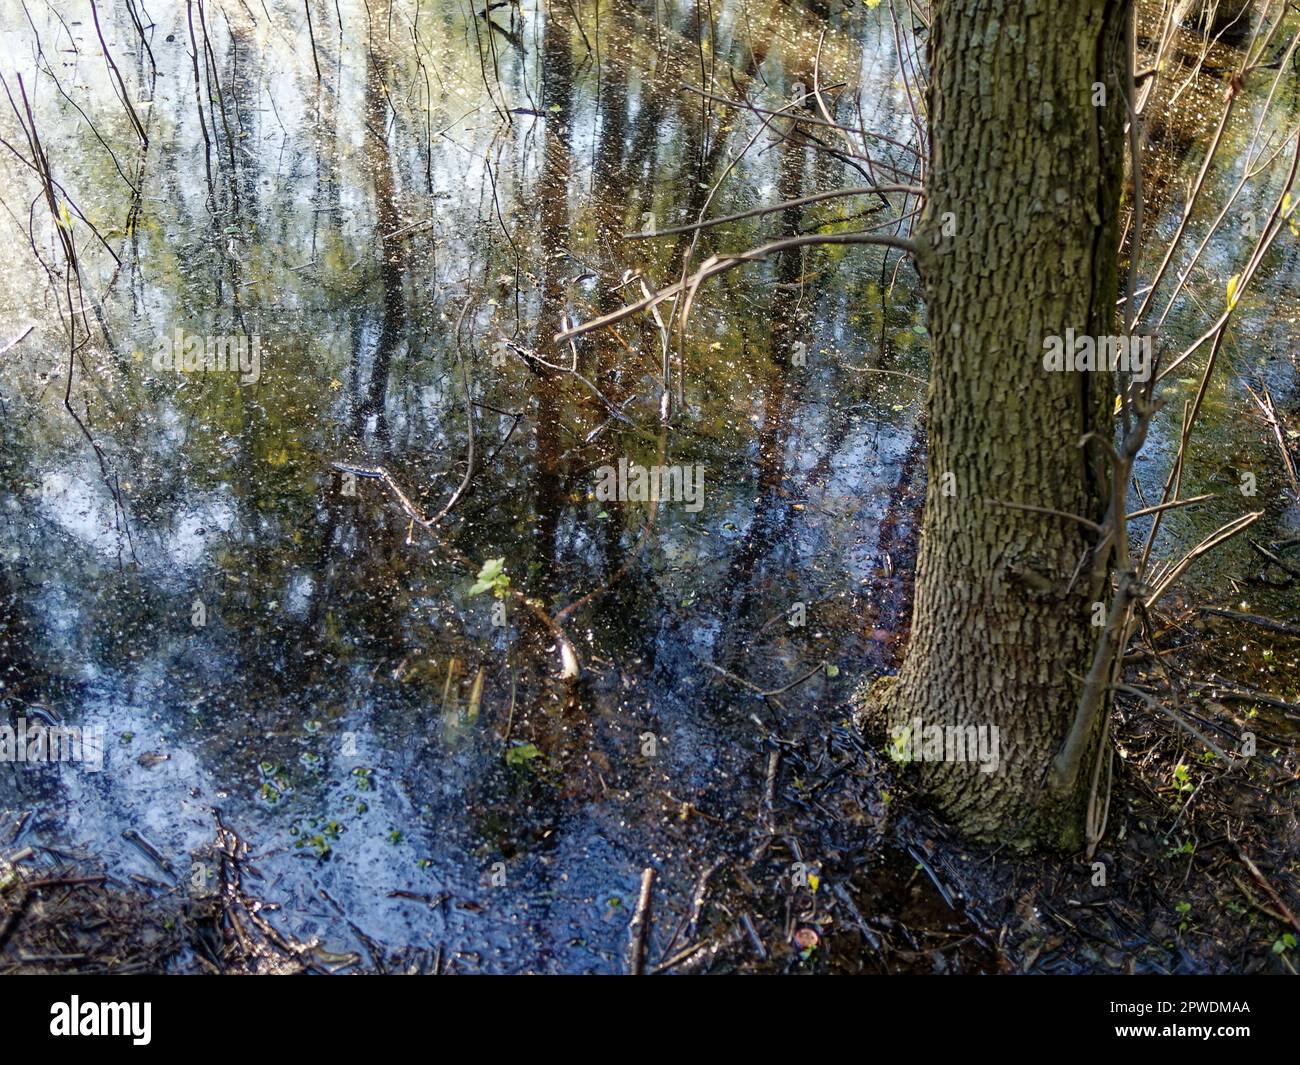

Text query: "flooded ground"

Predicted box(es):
[0, 1, 1296, 973]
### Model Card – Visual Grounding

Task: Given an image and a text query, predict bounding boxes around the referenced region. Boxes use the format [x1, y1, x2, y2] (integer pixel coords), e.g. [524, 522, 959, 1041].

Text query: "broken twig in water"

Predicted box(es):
[1234, 845, 1300, 936]
[1197, 606, 1300, 638]
[626, 867, 655, 975]
[0, 325, 34, 356]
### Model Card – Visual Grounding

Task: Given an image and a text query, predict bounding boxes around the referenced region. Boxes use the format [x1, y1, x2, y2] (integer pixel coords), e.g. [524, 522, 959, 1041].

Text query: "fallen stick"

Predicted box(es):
[1244, 383, 1299, 498]
[0, 325, 34, 357]
[1249, 538, 1300, 580]
[1235, 846, 1300, 936]
[1197, 606, 1300, 637]
[626, 867, 656, 975]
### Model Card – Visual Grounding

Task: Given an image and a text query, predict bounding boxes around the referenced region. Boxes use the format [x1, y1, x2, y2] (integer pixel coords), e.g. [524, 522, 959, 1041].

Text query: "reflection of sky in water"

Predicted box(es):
[0, 1, 1296, 969]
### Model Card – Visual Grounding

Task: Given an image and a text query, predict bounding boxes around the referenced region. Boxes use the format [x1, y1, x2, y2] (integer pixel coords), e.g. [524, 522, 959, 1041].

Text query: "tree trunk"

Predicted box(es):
[866, 0, 1131, 849]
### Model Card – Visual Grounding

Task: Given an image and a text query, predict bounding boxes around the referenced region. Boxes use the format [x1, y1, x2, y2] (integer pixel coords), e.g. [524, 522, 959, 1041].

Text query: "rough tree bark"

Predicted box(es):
[861, 0, 1132, 849]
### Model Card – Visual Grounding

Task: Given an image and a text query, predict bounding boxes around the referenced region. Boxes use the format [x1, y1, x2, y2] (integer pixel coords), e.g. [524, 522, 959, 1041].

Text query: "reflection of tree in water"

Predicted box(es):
[351, 17, 408, 443]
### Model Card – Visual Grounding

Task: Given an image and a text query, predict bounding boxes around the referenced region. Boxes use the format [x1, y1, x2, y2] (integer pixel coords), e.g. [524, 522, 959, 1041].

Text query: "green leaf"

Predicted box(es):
[469, 557, 507, 596]
[505, 743, 541, 767]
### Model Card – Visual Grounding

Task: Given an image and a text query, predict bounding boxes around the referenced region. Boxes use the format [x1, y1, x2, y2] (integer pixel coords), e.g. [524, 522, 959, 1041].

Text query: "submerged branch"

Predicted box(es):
[556, 231, 915, 344]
